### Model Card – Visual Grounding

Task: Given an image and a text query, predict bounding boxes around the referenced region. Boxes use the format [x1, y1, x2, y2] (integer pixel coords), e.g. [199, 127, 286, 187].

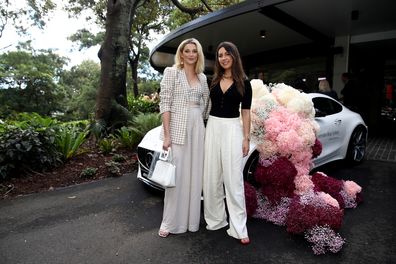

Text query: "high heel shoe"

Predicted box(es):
[240, 237, 250, 245]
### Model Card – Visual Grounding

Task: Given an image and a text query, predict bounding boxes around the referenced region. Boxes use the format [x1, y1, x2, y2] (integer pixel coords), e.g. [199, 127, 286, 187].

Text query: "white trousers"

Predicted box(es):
[160, 106, 204, 233]
[203, 115, 248, 239]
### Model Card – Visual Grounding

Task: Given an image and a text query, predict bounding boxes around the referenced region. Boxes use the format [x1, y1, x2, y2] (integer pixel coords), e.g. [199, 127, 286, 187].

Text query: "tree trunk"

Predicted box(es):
[128, 56, 139, 97]
[95, 0, 138, 127]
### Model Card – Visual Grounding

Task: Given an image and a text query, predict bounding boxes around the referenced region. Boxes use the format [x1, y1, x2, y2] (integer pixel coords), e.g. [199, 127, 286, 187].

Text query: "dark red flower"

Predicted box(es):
[312, 172, 345, 208]
[255, 156, 297, 186]
[255, 156, 297, 204]
[312, 139, 322, 158]
[355, 192, 363, 205]
[286, 197, 344, 234]
[244, 182, 258, 217]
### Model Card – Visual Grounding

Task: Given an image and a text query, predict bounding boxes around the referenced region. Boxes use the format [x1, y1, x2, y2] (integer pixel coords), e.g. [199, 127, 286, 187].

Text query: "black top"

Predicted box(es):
[209, 80, 252, 118]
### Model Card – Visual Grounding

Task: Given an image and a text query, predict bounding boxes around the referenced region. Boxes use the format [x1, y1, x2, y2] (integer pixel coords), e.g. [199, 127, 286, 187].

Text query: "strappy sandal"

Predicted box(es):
[158, 230, 170, 238]
[240, 237, 250, 245]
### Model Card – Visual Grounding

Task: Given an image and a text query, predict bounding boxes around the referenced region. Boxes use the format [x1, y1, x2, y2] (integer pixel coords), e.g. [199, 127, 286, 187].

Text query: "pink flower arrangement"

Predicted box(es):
[246, 81, 363, 254]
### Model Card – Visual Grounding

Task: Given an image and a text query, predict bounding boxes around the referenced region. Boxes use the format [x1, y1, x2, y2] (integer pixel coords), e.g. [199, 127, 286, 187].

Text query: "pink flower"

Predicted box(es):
[343, 180, 362, 199]
[294, 174, 314, 195]
[254, 194, 291, 226]
[305, 225, 345, 254]
[317, 192, 340, 209]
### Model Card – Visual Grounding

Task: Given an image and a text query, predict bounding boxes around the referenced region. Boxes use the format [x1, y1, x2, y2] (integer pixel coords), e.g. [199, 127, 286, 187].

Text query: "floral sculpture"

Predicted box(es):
[245, 80, 363, 254]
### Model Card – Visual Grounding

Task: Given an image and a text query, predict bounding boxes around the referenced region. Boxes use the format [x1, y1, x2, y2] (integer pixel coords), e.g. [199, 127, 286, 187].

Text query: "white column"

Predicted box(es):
[332, 35, 350, 94]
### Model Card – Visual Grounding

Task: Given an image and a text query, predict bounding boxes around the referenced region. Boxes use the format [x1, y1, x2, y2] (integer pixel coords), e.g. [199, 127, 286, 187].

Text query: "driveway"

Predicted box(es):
[0, 160, 395, 264]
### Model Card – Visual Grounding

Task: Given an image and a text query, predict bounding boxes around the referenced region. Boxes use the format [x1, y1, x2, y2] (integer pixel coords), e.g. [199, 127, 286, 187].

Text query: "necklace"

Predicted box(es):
[222, 74, 232, 79]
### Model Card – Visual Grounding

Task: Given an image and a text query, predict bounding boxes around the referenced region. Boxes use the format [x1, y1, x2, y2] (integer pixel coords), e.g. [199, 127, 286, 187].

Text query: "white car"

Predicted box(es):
[136, 93, 367, 190]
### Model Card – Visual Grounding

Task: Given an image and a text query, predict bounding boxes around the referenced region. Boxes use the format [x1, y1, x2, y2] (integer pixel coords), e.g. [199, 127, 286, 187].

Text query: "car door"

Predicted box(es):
[312, 97, 346, 164]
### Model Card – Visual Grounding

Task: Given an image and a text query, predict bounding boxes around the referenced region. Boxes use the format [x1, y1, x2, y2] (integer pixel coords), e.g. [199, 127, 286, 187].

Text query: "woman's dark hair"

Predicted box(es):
[211, 41, 247, 96]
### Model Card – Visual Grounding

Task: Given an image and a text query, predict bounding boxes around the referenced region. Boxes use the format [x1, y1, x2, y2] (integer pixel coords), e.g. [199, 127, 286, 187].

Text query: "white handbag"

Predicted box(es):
[149, 149, 176, 188]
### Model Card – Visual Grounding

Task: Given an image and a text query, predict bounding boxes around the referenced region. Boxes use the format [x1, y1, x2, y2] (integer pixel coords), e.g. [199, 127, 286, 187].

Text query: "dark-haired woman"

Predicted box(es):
[203, 41, 252, 245]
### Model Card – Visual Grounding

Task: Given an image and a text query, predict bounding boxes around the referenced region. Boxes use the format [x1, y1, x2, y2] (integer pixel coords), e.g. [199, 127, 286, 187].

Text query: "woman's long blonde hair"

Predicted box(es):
[174, 38, 205, 74]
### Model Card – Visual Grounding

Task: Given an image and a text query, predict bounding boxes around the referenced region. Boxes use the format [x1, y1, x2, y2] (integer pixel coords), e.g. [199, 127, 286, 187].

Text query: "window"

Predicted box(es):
[313, 97, 342, 117]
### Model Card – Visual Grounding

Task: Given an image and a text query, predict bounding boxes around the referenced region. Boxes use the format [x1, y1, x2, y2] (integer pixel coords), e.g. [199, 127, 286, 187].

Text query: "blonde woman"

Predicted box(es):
[318, 79, 338, 100]
[158, 38, 210, 237]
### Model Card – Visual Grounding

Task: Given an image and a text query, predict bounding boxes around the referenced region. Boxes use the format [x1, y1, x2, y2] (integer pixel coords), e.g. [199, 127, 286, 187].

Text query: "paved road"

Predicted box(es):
[0, 160, 395, 264]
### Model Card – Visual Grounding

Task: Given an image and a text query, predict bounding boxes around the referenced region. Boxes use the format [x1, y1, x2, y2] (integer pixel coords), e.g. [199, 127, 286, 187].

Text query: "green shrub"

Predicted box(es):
[0, 126, 62, 180]
[112, 154, 126, 162]
[130, 112, 161, 138]
[127, 96, 159, 115]
[60, 120, 90, 130]
[54, 127, 89, 160]
[8, 112, 58, 130]
[98, 138, 115, 154]
[114, 126, 140, 149]
[105, 161, 121, 176]
[89, 119, 108, 141]
[80, 167, 98, 178]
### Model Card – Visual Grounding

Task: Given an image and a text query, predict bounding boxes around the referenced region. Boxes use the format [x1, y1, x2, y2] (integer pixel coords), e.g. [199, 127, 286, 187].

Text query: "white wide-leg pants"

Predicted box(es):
[160, 105, 204, 233]
[203, 115, 248, 239]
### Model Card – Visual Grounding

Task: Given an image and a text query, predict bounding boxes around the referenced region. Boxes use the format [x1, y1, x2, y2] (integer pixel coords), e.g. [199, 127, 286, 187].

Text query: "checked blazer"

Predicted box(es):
[159, 66, 210, 145]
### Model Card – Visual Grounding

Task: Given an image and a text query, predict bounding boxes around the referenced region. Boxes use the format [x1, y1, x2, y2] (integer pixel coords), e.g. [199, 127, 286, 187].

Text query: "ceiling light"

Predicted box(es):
[260, 30, 266, 39]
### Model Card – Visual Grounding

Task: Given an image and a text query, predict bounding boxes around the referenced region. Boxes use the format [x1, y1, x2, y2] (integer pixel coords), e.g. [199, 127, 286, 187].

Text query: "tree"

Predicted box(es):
[0, 44, 67, 117]
[127, 0, 172, 97]
[66, 0, 238, 129]
[95, 0, 215, 129]
[59, 60, 101, 120]
[167, 0, 240, 30]
[0, 0, 56, 41]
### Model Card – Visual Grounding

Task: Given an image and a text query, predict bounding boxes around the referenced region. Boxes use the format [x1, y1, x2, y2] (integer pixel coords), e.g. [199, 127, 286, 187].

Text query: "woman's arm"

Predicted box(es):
[161, 111, 171, 150]
[159, 67, 175, 150]
[241, 109, 251, 157]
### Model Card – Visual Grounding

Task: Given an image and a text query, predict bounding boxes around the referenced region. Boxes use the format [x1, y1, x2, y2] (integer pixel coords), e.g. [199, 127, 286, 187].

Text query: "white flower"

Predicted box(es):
[251, 79, 270, 101]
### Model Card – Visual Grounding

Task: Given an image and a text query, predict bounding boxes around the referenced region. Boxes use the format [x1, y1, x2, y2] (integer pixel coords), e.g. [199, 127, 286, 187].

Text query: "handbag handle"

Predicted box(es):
[159, 148, 172, 162]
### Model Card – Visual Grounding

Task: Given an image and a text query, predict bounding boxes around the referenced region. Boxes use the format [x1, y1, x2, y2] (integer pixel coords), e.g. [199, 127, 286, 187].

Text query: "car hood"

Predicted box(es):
[138, 126, 163, 152]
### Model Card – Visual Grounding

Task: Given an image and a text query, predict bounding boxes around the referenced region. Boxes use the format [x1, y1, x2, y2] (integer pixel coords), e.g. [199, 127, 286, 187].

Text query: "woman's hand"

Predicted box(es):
[163, 136, 171, 151]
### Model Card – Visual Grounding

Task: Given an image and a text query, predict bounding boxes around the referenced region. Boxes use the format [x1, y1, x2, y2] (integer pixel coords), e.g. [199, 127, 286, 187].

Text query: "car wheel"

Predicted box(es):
[346, 125, 367, 163]
[243, 150, 260, 187]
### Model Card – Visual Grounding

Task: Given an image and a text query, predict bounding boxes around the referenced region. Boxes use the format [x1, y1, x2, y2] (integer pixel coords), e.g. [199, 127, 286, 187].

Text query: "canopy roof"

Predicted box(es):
[150, 0, 396, 72]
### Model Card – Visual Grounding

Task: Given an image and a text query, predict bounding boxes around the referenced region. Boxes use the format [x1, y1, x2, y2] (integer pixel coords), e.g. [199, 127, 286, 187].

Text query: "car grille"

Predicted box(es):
[137, 146, 159, 179]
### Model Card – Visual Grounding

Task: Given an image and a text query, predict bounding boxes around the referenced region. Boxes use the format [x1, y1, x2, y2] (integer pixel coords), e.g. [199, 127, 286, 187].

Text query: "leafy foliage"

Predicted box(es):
[0, 49, 67, 118]
[127, 95, 159, 115]
[167, 0, 242, 30]
[58, 60, 101, 120]
[0, 125, 61, 180]
[114, 126, 139, 150]
[105, 160, 121, 176]
[3, 112, 58, 130]
[98, 138, 115, 155]
[130, 112, 161, 138]
[0, 0, 56, 37]
[54, 126, 89, 160]
[112, 154, 126, 162]
[80, 167, 98, 178]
